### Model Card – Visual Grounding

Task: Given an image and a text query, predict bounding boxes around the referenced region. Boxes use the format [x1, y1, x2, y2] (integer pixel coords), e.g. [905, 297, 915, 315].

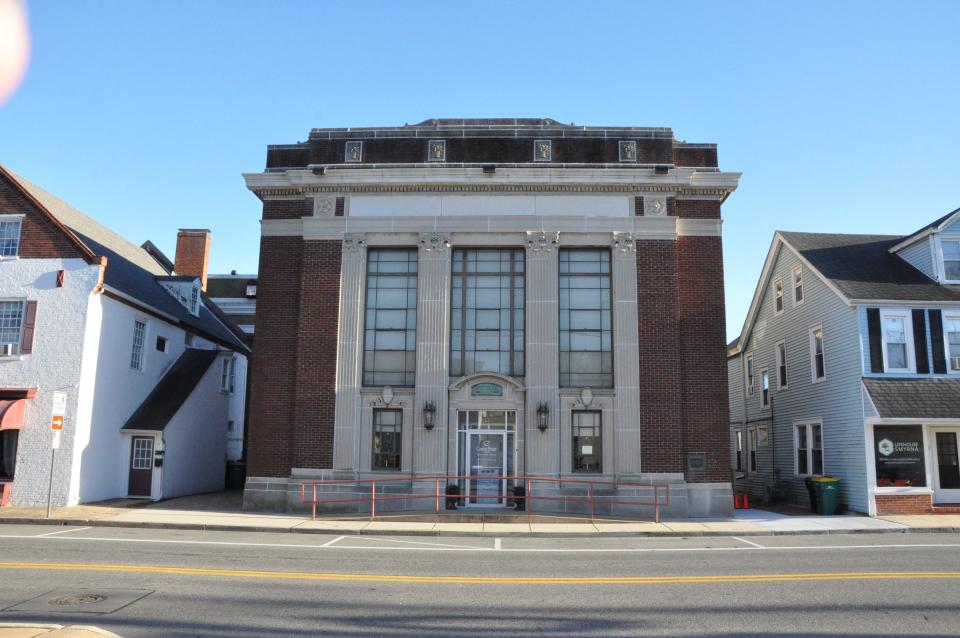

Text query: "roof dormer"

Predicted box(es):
[157, 276, 202, 316]
[890, 207, 960, 284]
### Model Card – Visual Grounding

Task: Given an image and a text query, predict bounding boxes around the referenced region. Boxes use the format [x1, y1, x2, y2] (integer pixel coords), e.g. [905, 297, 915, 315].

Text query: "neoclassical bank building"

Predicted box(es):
[242, 119, 740, 518]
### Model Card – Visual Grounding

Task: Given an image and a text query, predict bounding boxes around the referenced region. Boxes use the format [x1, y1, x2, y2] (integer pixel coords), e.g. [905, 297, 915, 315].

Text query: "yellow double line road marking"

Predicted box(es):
[1, 562, 960, 585]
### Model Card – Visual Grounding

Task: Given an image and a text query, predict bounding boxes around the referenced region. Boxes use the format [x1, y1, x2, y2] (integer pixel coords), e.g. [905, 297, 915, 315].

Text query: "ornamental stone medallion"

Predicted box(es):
[345, 141, 362, 163]
[645, 195, 667, 216]
[619, 140, 637, 162]
[314, 196, 336, 217]
[428, 140, 446, 162]
[534, 139, 552, 162]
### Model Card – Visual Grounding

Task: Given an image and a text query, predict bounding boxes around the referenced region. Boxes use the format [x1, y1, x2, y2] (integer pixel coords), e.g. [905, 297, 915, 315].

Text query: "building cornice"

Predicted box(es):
[243, 167, 741, 201]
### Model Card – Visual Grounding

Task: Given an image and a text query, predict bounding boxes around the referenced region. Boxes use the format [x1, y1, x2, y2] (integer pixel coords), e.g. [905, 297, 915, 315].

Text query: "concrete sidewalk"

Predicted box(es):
[3, 497, 960, 536]
[0, 624, 121, 638]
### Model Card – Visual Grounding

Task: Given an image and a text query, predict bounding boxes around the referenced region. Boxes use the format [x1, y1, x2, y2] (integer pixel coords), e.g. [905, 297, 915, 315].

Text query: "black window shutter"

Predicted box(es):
[913, 309, 930, 374]
[930, 309, 947, 374]
[867, 308, 884, 373]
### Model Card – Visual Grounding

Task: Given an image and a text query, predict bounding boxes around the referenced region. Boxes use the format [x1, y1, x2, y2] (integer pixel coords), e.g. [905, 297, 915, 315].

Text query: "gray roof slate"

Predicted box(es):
[779, 231, 960, 302]
[11, 172, 249, 353]
[122, 349, 220, 431]
[863, 378, 960, 419]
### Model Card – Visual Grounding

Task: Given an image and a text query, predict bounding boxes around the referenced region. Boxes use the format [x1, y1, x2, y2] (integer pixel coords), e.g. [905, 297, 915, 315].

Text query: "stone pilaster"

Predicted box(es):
[524, 231, 560, 475]
[413, 233, 452, 474]
[611, 232, 641, 474]
[332, 234, 367, 473]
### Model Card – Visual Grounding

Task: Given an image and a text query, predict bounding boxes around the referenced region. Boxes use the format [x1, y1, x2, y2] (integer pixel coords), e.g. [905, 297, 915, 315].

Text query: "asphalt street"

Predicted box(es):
[1, 524, 959, 637]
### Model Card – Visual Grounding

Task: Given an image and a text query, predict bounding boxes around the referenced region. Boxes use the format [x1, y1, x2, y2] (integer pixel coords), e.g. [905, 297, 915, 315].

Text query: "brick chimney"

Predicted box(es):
[174, 229, 211, 291]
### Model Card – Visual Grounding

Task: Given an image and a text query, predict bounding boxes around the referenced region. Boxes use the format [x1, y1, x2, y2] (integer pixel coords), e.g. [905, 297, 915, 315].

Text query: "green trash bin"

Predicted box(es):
[811, 477, 841, 515]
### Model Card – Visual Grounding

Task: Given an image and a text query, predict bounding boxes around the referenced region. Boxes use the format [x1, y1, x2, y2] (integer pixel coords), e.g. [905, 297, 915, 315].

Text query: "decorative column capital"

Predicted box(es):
[342, 233, 367, 255]
[612, 232, 636, 254]
[526, 231, 560, 255]
[418, 232, 451, 255]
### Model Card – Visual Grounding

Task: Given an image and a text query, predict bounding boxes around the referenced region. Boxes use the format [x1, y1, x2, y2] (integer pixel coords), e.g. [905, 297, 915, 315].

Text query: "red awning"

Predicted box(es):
[0, 399, 25, 431]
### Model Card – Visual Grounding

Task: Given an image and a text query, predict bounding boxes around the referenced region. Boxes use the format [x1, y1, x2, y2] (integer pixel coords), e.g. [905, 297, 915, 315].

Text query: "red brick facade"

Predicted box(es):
[636, 225, 731, 483]
[667, 198, 721, 219]
[676, 234, 730, 482]
[0, 168, 96, 262]
[636, 240, 684, 474]
[246, 233, 343, 478]
[875, 494, 933, 515]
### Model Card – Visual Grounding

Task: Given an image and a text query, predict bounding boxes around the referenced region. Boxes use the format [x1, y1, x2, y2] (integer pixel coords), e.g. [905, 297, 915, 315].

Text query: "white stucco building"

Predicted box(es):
[0, 166, 250, 507]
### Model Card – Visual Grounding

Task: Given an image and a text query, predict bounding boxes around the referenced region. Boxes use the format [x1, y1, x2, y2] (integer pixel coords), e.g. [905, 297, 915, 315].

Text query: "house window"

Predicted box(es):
[572, 410, 602, 473]
[0, 217, 22, 257]
[795, 422, 823, 476]
[559, 249, 612, 388]
[773, 277, 784, 315]
[760, 369, 770, 408]
[156, 336, 167, 353]
[734, 430, 743, 472]
[942, 239, 960, 281]
[944, 316, 960, 372]
[0, 301, 24, 354]
[220, 357, 234, 394]
[810, 326, 825, 381]
[130, 319, 146, 370]
[364, 249, 418, 387]
[793, 265, 804, 304]
[245, 280, 257, 297]
[745, 353, 755, 396]
[451, 248, 524, 378]
[776, 341, 788, 389]
[880, 310, 914, 372]
[131, 437, 153, 470]
[372, 409, 402, 470]
[748, 428, 758, 473]
[0, 430, 18, 479]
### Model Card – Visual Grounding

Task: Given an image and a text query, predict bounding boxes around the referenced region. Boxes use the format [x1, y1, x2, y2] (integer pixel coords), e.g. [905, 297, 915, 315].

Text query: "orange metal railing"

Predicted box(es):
[300, 475, 669, 523]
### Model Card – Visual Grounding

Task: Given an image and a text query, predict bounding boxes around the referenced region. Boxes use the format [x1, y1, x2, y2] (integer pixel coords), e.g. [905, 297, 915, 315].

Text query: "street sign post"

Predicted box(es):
[46, 391, 68, 519]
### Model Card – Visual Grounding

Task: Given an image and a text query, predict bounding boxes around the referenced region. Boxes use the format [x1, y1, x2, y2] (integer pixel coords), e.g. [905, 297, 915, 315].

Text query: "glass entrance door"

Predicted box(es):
[935, 430, 960, 503]
[457, 410, 516, 507]
[467, 432, 506, 506]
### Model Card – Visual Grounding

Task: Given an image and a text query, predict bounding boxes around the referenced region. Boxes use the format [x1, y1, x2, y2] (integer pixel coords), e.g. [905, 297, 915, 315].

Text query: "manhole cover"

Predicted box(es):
[49, 594, 108, 606]
[4, 589, 152, 614]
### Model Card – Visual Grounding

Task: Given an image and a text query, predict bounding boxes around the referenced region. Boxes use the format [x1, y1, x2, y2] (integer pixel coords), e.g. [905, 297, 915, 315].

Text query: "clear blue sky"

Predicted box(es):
[3, 1, 959, 338]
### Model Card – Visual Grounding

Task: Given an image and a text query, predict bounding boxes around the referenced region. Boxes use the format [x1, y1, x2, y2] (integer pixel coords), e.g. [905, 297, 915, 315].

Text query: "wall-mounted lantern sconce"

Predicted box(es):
[536, 402, 550, 431]
[423, 401, 436, 431]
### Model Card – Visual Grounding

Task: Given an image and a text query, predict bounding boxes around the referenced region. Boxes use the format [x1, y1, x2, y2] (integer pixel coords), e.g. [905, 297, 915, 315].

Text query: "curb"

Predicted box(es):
[2, 516, 959, 538]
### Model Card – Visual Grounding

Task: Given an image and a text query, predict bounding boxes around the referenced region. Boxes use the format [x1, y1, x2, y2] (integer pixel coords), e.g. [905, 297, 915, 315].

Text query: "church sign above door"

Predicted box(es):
[471, 383, 503, 397]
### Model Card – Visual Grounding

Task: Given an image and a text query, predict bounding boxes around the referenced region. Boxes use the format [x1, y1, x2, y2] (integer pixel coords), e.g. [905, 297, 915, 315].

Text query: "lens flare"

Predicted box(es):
[0, 0, 30, 105]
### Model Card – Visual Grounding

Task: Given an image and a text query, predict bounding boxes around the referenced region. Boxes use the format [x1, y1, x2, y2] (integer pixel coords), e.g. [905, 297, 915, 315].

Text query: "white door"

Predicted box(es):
[465, 431, 507, 507]
[934, 429, 960, 504]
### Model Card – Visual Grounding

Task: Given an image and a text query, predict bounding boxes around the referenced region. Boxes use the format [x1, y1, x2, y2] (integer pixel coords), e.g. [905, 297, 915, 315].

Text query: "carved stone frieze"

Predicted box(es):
[526, 231, 560, 254]
[343, 233, 367, 254]
[418, 232, 451, 254]
[612, 231, 636, 254]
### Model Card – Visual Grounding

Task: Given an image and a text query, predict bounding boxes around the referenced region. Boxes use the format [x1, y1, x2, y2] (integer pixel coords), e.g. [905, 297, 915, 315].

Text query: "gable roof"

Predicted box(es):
[863, 378, 960, 419]
[730, 227, 960, 357]
[122, 349, 220, 431]
[780, 232, 960, 303]
[6, 169, 249, 354]
[890, 206, 960, 253]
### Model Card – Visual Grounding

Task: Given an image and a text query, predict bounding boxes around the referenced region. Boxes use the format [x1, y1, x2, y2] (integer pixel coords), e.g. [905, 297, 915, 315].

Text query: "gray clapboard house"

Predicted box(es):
[728, 208, 960, 515]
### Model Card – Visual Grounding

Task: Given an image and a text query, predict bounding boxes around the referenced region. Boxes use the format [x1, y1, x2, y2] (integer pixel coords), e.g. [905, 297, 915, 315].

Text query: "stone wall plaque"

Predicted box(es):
[471, 383, 503, 397]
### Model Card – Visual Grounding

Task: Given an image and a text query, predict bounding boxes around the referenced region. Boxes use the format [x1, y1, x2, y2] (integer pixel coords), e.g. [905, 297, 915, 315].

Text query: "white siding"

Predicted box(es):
[161, 355, 229, 499]
[78, 296, 190, 503]
[731, 243, 867, 512]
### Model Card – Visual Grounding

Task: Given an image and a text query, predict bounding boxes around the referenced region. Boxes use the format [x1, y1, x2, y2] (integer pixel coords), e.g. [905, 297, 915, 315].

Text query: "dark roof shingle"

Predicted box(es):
[863, 378, 960, 419]
[122, 349, 220, 431]
[780, 232, 960, 302]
